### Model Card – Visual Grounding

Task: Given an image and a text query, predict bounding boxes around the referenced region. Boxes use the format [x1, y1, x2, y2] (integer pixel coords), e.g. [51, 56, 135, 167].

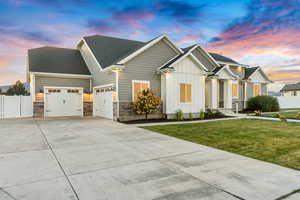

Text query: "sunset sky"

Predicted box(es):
[1, 0, 300, 90]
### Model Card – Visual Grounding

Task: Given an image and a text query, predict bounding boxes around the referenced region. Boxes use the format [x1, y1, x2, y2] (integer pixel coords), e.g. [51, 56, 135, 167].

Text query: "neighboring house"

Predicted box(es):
[280, 82, 300, 96]
[27, 35, 272, 120]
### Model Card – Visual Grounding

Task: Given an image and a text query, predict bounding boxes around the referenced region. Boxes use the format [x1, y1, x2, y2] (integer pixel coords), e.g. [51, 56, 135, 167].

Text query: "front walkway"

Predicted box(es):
[0, 118, 299, 200]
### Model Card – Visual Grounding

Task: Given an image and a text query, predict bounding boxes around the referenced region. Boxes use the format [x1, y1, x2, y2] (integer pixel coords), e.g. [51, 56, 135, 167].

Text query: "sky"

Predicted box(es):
[0, 0, 300, 91]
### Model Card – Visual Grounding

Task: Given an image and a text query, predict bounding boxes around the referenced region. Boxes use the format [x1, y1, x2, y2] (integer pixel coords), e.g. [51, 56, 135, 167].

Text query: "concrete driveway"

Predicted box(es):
[0, 118, 299, 200]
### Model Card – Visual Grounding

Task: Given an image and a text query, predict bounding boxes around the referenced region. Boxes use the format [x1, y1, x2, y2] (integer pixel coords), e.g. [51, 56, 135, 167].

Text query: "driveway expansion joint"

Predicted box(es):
[33, 119, 80, 200]
[0, 187, 18, 200]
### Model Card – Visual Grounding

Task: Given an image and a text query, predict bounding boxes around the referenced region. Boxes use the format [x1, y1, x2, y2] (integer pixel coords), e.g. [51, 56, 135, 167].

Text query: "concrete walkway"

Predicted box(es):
[0, 118, 299, 200]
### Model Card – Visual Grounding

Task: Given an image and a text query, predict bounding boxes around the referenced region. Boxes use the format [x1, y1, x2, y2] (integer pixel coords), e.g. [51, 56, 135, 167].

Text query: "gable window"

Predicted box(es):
[232, 82, 238, 98]
[132, 80, 150, 101]
[180, 83, 192, 103]
[253, 84, 261, 96]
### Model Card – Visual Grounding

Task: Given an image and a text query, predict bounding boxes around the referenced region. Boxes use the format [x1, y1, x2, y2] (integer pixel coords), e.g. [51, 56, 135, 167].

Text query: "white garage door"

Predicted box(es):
[93, 87, 113, 119]
[44, 87, 83, 117]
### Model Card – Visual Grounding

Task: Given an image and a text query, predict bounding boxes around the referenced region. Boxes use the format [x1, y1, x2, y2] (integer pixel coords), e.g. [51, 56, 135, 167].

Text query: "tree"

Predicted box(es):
[6, 81, 28, 96]
[133, 88, 161, 120]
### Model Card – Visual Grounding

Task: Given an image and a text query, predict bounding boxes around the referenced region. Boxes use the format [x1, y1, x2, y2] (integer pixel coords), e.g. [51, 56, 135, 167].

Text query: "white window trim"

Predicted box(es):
[232, 81, 239, 99]
[179, 83, 192, 104]
[132, 80, 150, 102]
[253, 83, 261, 96]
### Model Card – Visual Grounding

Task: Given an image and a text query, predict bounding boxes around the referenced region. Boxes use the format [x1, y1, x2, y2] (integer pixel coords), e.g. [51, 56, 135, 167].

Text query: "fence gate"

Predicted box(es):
[0, 96, 33, 119]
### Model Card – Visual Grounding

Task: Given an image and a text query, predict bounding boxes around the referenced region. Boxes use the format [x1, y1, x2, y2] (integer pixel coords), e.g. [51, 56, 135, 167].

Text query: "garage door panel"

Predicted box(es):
[45, 87, 83, 117]
[94, 89, 113, 119]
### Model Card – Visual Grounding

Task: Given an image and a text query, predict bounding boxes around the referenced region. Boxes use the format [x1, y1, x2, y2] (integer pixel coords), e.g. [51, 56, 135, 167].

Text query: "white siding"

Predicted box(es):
[250, 70, 267, 83]
[165, 56, 206, 114]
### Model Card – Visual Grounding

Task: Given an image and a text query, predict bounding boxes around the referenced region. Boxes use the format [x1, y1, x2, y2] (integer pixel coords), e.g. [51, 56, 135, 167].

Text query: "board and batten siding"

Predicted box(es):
[164, 56, 206, 114]
[79, 42, 115, 87]
[118, 39, 178, 101]
[35, 76, 90, 93]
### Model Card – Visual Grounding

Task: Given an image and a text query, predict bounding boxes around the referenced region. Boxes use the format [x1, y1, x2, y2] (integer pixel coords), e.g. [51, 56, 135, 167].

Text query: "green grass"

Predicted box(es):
[262, 111, 299, 119]
[142, 119, 300, 170]
[281, 108, 300, 111]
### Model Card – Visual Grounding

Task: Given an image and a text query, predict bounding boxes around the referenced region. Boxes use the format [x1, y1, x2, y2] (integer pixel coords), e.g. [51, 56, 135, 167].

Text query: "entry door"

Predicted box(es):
[93, 88, 113, 119]
[45, 88, 83, 117]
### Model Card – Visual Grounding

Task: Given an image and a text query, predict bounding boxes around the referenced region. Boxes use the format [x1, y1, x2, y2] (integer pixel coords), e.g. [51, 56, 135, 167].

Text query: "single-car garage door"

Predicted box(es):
[93, 86, 114, 119]
[44, 87, 83, 117]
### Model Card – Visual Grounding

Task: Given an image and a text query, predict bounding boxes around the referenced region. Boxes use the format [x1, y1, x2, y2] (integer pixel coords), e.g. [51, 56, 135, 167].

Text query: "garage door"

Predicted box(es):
[93, 87, 113, 119]
[44, 87, 83, 117]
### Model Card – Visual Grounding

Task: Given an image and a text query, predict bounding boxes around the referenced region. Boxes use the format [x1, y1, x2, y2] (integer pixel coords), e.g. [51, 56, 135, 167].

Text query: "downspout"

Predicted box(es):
[115, 70, 119, 120]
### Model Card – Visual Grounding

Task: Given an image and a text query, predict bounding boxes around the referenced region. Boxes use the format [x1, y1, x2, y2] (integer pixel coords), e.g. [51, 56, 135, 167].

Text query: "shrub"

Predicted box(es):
[279, 115, 287, 122]
[188, 113, 193, 120]
[274, 113, 281, 118]
[254, 110, 262, 116]
[214, 111, 225, 118]
[133, 88, 161, 119]
[205, 110, 214, 119]
[175, 109, 184, 121]
[247, 96, 279, 112]
[199, 111, 205, 120]
[295, 112, 300, 120]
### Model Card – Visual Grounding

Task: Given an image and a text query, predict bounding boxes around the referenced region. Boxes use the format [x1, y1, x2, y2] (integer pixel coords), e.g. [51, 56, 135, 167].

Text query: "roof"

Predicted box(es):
[244, 67, 259, 79]
[182, 44, 197, 53]
[28, 47, 90, 75]
[281, 82, 300, 91]
[160, 52, 187, 70]
[209, 52, 239, 64]
[83, 35, 146, 69]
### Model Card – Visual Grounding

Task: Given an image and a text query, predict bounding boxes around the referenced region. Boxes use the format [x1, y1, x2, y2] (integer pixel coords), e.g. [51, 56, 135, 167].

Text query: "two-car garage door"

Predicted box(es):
[44, 87, 83, 117]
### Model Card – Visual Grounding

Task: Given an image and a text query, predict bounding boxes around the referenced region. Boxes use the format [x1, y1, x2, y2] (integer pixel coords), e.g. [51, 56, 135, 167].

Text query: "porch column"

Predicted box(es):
[210, 78, 218, 109]
[244, 82, 247, 108]
[224, 79, 232, 109]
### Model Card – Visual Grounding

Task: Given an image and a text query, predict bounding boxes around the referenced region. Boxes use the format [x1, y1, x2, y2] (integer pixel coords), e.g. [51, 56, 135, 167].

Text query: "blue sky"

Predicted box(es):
[0, 0, 300, 86]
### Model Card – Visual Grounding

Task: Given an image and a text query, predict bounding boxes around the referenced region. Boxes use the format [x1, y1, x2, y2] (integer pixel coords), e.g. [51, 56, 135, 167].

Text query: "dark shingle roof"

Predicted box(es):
[281, 83, 300, 91]
[83, 35, 146, 69]
[28, 47, 90, 75]
[209, 52, 239, 64]
[244, 67, 259, 79]
[182, 44, 197, 53]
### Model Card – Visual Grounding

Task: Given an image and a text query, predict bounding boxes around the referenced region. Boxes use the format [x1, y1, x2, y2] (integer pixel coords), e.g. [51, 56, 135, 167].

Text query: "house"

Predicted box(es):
[27, 34, 272, 121]
[280, 83, 300, 96]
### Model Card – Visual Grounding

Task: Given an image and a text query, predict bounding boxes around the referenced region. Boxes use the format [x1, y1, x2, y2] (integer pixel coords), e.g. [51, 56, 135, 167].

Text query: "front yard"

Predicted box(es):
[262, 111, 299, 119]
[142, 119, 300, 170]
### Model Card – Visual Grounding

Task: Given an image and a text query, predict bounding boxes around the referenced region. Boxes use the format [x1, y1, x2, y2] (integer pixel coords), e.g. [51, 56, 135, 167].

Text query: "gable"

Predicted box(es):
[218, 68, 234, 79]
[126, 39, 178, 67]
[191, 48, 218, 71]
[249, 69, 269, 83]
[174, 55, 205, 74]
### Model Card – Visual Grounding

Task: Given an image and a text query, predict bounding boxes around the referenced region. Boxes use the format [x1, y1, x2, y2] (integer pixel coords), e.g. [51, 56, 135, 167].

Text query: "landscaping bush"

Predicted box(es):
[279, 114, 287, 122]
[133, 88, 161, 119]
[199, 111, 205, 120]
[175, 109, 184, 121]
[188, 113, 193, 120]
[247, 96, 279, 112]
[296, 112, 300, 120]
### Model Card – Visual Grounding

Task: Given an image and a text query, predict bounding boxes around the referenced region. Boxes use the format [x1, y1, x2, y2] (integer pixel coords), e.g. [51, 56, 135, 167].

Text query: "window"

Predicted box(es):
[180, 84, 192, 103]
[67, 89, 79, 93]
[293, 91, 297, 96]
[253, 84, 261, 96]
[132, 80, 150, 101]
[232, 83, 238, 98]
[48, 89, 61, 93]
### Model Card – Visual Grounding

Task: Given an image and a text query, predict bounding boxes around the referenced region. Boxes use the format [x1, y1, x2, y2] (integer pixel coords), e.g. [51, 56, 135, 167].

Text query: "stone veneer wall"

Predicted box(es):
[33, 102, 93, 118]
[33, 102, 44, 118]
[117, 101, 164, 122]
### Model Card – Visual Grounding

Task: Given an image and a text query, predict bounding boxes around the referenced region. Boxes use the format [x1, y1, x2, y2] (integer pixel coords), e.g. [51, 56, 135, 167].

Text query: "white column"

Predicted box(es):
[244, 82, 247, 108]
[210, 78, 218, 109]
[224, 79, 232, 109]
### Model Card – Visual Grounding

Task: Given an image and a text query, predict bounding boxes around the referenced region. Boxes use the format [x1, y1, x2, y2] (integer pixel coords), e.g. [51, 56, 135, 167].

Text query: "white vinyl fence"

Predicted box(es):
[0, 96, 33, 119]
[277, 96, 300, 109]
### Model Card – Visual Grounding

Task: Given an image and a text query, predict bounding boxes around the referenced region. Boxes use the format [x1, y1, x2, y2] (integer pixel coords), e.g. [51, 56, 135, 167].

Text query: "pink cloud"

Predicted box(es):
[177, 34, 201, 46]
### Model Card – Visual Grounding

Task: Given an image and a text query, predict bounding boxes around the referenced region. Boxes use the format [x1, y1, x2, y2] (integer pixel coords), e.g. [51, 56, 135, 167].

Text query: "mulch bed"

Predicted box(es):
[121, 116, 232, 124]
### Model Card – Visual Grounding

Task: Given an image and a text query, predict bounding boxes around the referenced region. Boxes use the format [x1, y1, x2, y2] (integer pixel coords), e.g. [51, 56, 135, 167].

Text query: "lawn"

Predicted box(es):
[262, 111, 299, 119]
[142, 119, 300, 170]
